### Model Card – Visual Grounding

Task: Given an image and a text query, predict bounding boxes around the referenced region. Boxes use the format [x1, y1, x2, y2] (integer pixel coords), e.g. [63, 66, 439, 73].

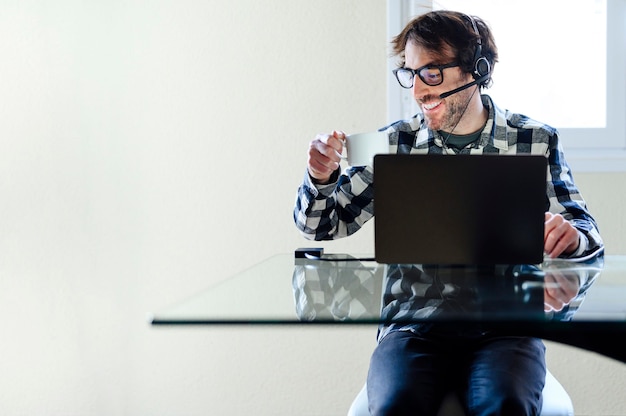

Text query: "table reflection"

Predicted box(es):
[292, 254, 604, 324]
[293, 254, 383, 322]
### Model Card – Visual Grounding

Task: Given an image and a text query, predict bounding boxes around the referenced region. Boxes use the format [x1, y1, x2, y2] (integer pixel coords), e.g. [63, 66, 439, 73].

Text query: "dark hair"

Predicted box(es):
[391, 10, 499, 87]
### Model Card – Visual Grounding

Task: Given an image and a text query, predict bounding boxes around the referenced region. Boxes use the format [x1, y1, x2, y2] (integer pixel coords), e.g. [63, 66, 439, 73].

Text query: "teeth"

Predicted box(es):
[422, 101, 441, 110]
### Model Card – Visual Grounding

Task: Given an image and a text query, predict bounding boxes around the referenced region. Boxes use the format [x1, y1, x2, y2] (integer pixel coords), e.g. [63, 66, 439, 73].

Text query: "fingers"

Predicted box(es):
[544, 212, 580, 258]
[307, 131, 346, 183]
[543, 270, 580, 312]
[543, 272, 565, 311]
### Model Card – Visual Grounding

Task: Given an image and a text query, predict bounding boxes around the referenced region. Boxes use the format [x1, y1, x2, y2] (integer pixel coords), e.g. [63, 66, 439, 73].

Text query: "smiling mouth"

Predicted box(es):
[421, 100, 442, 111]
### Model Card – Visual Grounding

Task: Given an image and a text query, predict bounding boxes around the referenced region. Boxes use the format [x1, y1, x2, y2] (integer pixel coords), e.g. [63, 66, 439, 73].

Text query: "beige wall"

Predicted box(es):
[0, 1, 624, 415]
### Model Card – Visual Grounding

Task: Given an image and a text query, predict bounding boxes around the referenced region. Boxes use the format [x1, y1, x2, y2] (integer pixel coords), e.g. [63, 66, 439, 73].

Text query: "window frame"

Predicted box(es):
[386, 0, 626, 172]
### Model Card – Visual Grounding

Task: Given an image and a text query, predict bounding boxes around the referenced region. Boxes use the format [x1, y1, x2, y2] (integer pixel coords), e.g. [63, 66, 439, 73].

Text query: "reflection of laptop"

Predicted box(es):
[373, 154, 547, 265]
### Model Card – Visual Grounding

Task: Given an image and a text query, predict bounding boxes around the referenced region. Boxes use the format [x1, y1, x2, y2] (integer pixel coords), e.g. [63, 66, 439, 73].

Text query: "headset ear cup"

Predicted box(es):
[474, 56, 490, 80]
[467, 14, 490, 82]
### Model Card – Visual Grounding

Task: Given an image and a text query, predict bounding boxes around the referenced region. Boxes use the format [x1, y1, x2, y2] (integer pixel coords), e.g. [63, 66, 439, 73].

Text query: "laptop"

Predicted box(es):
[373, 154, 547, 265]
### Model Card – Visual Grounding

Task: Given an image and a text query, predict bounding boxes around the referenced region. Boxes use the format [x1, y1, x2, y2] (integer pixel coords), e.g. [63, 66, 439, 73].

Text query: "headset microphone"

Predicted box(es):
[438, 73, 489, 99]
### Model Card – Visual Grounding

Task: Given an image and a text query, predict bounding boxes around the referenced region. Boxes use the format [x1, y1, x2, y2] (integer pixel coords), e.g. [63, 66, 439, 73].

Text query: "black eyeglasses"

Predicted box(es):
[393, 62, 459, 89]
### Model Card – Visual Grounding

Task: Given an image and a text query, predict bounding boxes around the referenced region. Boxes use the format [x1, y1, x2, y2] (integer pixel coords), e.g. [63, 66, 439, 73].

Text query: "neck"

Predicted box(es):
[451, 89, 487, 135]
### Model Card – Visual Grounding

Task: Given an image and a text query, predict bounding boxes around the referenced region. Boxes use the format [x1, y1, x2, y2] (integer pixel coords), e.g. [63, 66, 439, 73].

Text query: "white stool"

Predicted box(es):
[347, 369, 573, 416]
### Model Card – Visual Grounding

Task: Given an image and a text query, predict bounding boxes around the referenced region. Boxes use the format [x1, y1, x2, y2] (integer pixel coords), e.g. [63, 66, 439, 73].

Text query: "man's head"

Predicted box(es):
[391, 11, 499, 133]
[392, 10, 498, 89]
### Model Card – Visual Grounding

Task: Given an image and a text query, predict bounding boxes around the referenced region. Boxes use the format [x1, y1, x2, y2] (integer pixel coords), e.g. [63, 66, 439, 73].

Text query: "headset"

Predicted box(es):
[466, 14, 491, 82]
[438, 14, 491, 99]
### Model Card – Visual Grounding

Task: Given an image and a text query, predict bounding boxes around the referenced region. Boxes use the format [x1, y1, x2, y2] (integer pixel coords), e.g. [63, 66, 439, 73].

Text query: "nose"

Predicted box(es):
[412, 77, 429, 101]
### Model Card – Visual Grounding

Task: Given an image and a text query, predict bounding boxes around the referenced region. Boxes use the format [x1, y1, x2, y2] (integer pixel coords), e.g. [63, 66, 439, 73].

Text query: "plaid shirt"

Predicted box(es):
[294, 94, 603, 260]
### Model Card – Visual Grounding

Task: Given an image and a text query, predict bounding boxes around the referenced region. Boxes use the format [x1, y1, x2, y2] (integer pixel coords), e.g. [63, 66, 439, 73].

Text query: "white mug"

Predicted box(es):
[344, 131, 390, 167]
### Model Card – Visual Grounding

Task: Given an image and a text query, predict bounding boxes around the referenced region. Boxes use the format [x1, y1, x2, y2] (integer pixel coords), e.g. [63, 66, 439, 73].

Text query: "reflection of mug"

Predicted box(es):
[344, 131, 390, 167]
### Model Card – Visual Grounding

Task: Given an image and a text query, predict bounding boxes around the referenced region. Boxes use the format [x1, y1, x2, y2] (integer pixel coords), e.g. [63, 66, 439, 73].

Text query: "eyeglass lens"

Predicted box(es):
[395, 67, 444, 89]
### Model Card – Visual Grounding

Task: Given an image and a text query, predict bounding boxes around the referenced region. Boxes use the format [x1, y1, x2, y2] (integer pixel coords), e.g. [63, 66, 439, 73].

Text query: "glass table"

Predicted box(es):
[149, 251, 626, 363]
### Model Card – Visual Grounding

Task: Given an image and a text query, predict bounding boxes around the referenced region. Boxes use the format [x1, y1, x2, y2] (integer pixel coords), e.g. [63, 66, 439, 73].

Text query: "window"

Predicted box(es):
[387, 0, 626, 172]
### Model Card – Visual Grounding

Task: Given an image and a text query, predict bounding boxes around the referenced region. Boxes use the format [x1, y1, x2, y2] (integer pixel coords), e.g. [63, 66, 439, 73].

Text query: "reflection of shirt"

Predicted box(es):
[294, 94, 603, 260]
[376, 259, 604, 343]
[292, 256, 381, 321]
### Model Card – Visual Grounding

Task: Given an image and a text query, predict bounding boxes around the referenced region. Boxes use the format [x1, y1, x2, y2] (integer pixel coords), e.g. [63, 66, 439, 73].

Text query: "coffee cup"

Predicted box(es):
[344, 131, 389, 167]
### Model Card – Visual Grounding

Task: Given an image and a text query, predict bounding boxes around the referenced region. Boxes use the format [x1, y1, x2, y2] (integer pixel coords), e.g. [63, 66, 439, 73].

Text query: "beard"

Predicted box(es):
[422, 87, 475, 132]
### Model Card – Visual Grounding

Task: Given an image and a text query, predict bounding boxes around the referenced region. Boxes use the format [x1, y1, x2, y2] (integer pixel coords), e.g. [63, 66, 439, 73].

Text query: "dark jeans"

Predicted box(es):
[367, 330, 546, 416]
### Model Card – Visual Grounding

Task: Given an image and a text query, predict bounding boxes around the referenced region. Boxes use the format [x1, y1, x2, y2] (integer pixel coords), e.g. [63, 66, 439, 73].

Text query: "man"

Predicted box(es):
[294, 10, 603, 416]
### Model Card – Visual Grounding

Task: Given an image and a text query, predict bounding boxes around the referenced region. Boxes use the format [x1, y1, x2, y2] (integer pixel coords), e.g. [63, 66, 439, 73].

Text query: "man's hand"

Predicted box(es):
[544, 212, 579, 258]
[307, 130, 345, 184]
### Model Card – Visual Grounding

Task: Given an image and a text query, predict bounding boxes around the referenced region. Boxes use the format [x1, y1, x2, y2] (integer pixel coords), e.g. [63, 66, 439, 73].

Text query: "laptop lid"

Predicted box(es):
[373, 154, 547, 265]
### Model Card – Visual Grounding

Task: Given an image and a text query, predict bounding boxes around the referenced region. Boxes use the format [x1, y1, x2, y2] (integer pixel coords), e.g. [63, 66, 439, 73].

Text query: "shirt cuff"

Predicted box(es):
[304, 169, 340, 197]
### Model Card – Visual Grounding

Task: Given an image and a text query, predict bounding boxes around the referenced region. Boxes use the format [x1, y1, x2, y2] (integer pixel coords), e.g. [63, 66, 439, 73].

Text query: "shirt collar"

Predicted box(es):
[480, 94, 511, 151]
[430, 94, 510, 151]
